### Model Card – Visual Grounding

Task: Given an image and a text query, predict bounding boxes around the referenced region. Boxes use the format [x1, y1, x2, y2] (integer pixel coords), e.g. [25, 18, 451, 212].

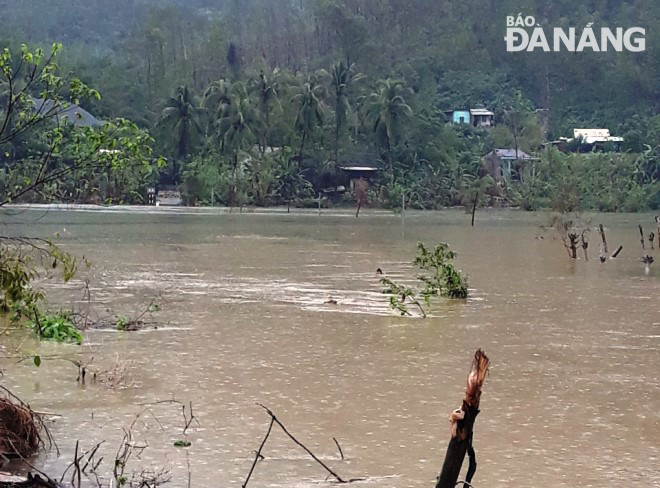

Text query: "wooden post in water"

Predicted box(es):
[436, 349, 490, 488]
[567, 233, 579, 259]
[639, 225, 645, 250]
[581, 232, 589, 261]
[598, 224, 608, 254]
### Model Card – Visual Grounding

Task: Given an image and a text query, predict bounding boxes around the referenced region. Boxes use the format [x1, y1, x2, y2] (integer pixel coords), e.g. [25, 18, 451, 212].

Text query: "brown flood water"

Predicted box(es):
[1, 206, 659, 487]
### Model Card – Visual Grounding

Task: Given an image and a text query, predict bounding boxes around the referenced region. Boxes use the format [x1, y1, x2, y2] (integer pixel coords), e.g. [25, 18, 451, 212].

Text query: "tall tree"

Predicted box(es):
[328, 60, 363, 167]
[291, 76, 325, 168]
[363, 78, 412, 174]
[247, 70, 280, 152]
[215, 82, 264, 205]
[158, 85, 204, 182]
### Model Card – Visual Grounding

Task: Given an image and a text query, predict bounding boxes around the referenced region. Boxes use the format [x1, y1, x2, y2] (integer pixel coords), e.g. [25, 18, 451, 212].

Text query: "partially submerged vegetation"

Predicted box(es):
[381, 242, 468, 317]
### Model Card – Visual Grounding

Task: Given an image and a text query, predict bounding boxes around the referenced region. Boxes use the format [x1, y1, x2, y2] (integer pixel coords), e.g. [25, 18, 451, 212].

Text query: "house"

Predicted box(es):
[546, 128, 624, 152]
[339, 166, 379, 193]
[482, 148, 537, 182]
[470, 109, 495, 128]
[450, 110, 471, 125]
[446, 108, 495, 128]
[32, 98, 103, 127]
[571, 128, 623, 151]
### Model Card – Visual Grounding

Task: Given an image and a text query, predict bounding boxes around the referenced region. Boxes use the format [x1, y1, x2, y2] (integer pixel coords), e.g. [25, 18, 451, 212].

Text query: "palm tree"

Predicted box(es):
[247, 70, 280, 151]
[329, 61, 363, 167]
[363, 79, 412, 174]
[291, 76, 325, 168]
[276, 153, 313, 212]
[203, 79, 233, 123]
[158, 86, 204, 182]
[215, 82, 264, 205]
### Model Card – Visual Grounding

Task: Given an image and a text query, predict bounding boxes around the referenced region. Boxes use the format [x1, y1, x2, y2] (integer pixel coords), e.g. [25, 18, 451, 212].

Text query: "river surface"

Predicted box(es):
[1, 206, 659, 487]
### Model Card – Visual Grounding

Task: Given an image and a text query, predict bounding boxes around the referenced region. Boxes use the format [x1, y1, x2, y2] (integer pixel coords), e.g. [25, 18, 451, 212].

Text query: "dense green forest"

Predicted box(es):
[0, 0, 658, 210]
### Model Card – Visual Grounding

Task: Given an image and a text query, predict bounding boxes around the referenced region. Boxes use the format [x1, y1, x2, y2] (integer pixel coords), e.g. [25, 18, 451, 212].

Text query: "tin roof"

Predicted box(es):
[470, 108, 495, 116]
[573, 128, 623, 144]
[487, 149, 534, 160]
[339, 166, 379, 172]
[32, 98, 103, 127]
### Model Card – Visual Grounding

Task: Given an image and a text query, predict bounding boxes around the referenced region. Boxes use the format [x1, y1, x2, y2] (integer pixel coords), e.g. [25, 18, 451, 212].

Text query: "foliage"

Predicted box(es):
[0, 3, 658, 212]
[27, 312, 83, 344]
[0, 237, 77, 324]
[0, 43, 157, 343]
[0, 44, 162, 205]
[381, 241, 468, 317]
[413, 242, 469, 299]
[380, 277, 426, 318]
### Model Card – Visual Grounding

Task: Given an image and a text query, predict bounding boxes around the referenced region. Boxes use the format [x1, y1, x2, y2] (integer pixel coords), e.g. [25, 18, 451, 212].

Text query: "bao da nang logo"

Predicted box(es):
[505, 15, 645, 52]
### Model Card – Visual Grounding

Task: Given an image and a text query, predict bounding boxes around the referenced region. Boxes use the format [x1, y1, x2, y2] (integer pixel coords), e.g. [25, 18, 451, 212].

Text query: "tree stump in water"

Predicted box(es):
[436, 349, 490, 488]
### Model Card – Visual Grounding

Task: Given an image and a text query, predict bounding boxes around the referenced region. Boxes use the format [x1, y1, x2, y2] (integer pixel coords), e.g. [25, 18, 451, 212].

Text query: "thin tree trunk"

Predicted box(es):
[298, 131, 306, 169]
[334, 103, 340, 168]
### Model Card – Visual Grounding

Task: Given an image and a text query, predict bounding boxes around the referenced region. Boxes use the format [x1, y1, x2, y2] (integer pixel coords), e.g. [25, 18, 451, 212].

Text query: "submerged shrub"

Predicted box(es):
[381, 241, 468, 317]
[27, 312, 83, 344]
[414, 242, 468, 299]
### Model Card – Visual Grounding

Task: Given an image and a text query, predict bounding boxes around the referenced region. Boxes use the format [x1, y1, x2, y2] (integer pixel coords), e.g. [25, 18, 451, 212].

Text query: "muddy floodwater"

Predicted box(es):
[1, 207, 659, 487]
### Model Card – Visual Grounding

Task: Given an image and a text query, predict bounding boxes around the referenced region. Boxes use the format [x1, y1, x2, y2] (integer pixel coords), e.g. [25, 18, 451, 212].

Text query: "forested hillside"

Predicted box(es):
[0, 0, 658, 210]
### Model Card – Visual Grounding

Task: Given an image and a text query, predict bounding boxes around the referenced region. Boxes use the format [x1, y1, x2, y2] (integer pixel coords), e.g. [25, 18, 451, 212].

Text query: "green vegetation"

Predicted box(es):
[414, 243, 469, 300]
[0, 43, 158, 339]
[0, 236, 77, 324]
[0, 1, 657, 210]
[381, 242, 468, 317]
[27, 312, 83, 344]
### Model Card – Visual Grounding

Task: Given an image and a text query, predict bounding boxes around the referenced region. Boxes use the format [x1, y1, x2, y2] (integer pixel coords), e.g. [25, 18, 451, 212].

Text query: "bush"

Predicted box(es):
[414, 242, 468, 299]
[27, 312, 83, 344]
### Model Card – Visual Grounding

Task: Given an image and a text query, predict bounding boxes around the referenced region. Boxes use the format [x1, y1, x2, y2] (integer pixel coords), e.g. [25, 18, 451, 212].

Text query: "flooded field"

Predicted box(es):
[1, 207, 659, 487]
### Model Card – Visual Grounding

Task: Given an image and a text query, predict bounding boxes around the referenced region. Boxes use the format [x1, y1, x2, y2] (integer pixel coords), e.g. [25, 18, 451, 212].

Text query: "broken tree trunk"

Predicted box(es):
[436, 349, 490, 488]
[581, 232, 589, 261]
[598, 224, 608, 254]
[567, 233, 578, 259]
[639, 225, 645, 250]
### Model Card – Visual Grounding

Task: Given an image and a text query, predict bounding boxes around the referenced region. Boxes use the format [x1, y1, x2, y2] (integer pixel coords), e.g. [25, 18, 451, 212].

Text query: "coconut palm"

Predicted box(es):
[158, 85, 204, 182]
[215, 82, 264, 205]
[329, 60, 363, 167]
[203, 79, 233, 122]
[291, 76, 325, 168]
[363, 79, 412, 173]
[247, 70, 281, 152]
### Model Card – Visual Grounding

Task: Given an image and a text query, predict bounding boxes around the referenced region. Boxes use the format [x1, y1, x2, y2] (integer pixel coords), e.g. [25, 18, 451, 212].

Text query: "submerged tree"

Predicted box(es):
[381, 242, 468, 317]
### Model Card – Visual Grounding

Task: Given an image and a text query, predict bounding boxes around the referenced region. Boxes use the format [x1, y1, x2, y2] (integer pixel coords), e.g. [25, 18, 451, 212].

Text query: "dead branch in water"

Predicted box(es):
[611, 245, 623, 258]
[243, 404, 363, 486]
[436, 349, 490, 488]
